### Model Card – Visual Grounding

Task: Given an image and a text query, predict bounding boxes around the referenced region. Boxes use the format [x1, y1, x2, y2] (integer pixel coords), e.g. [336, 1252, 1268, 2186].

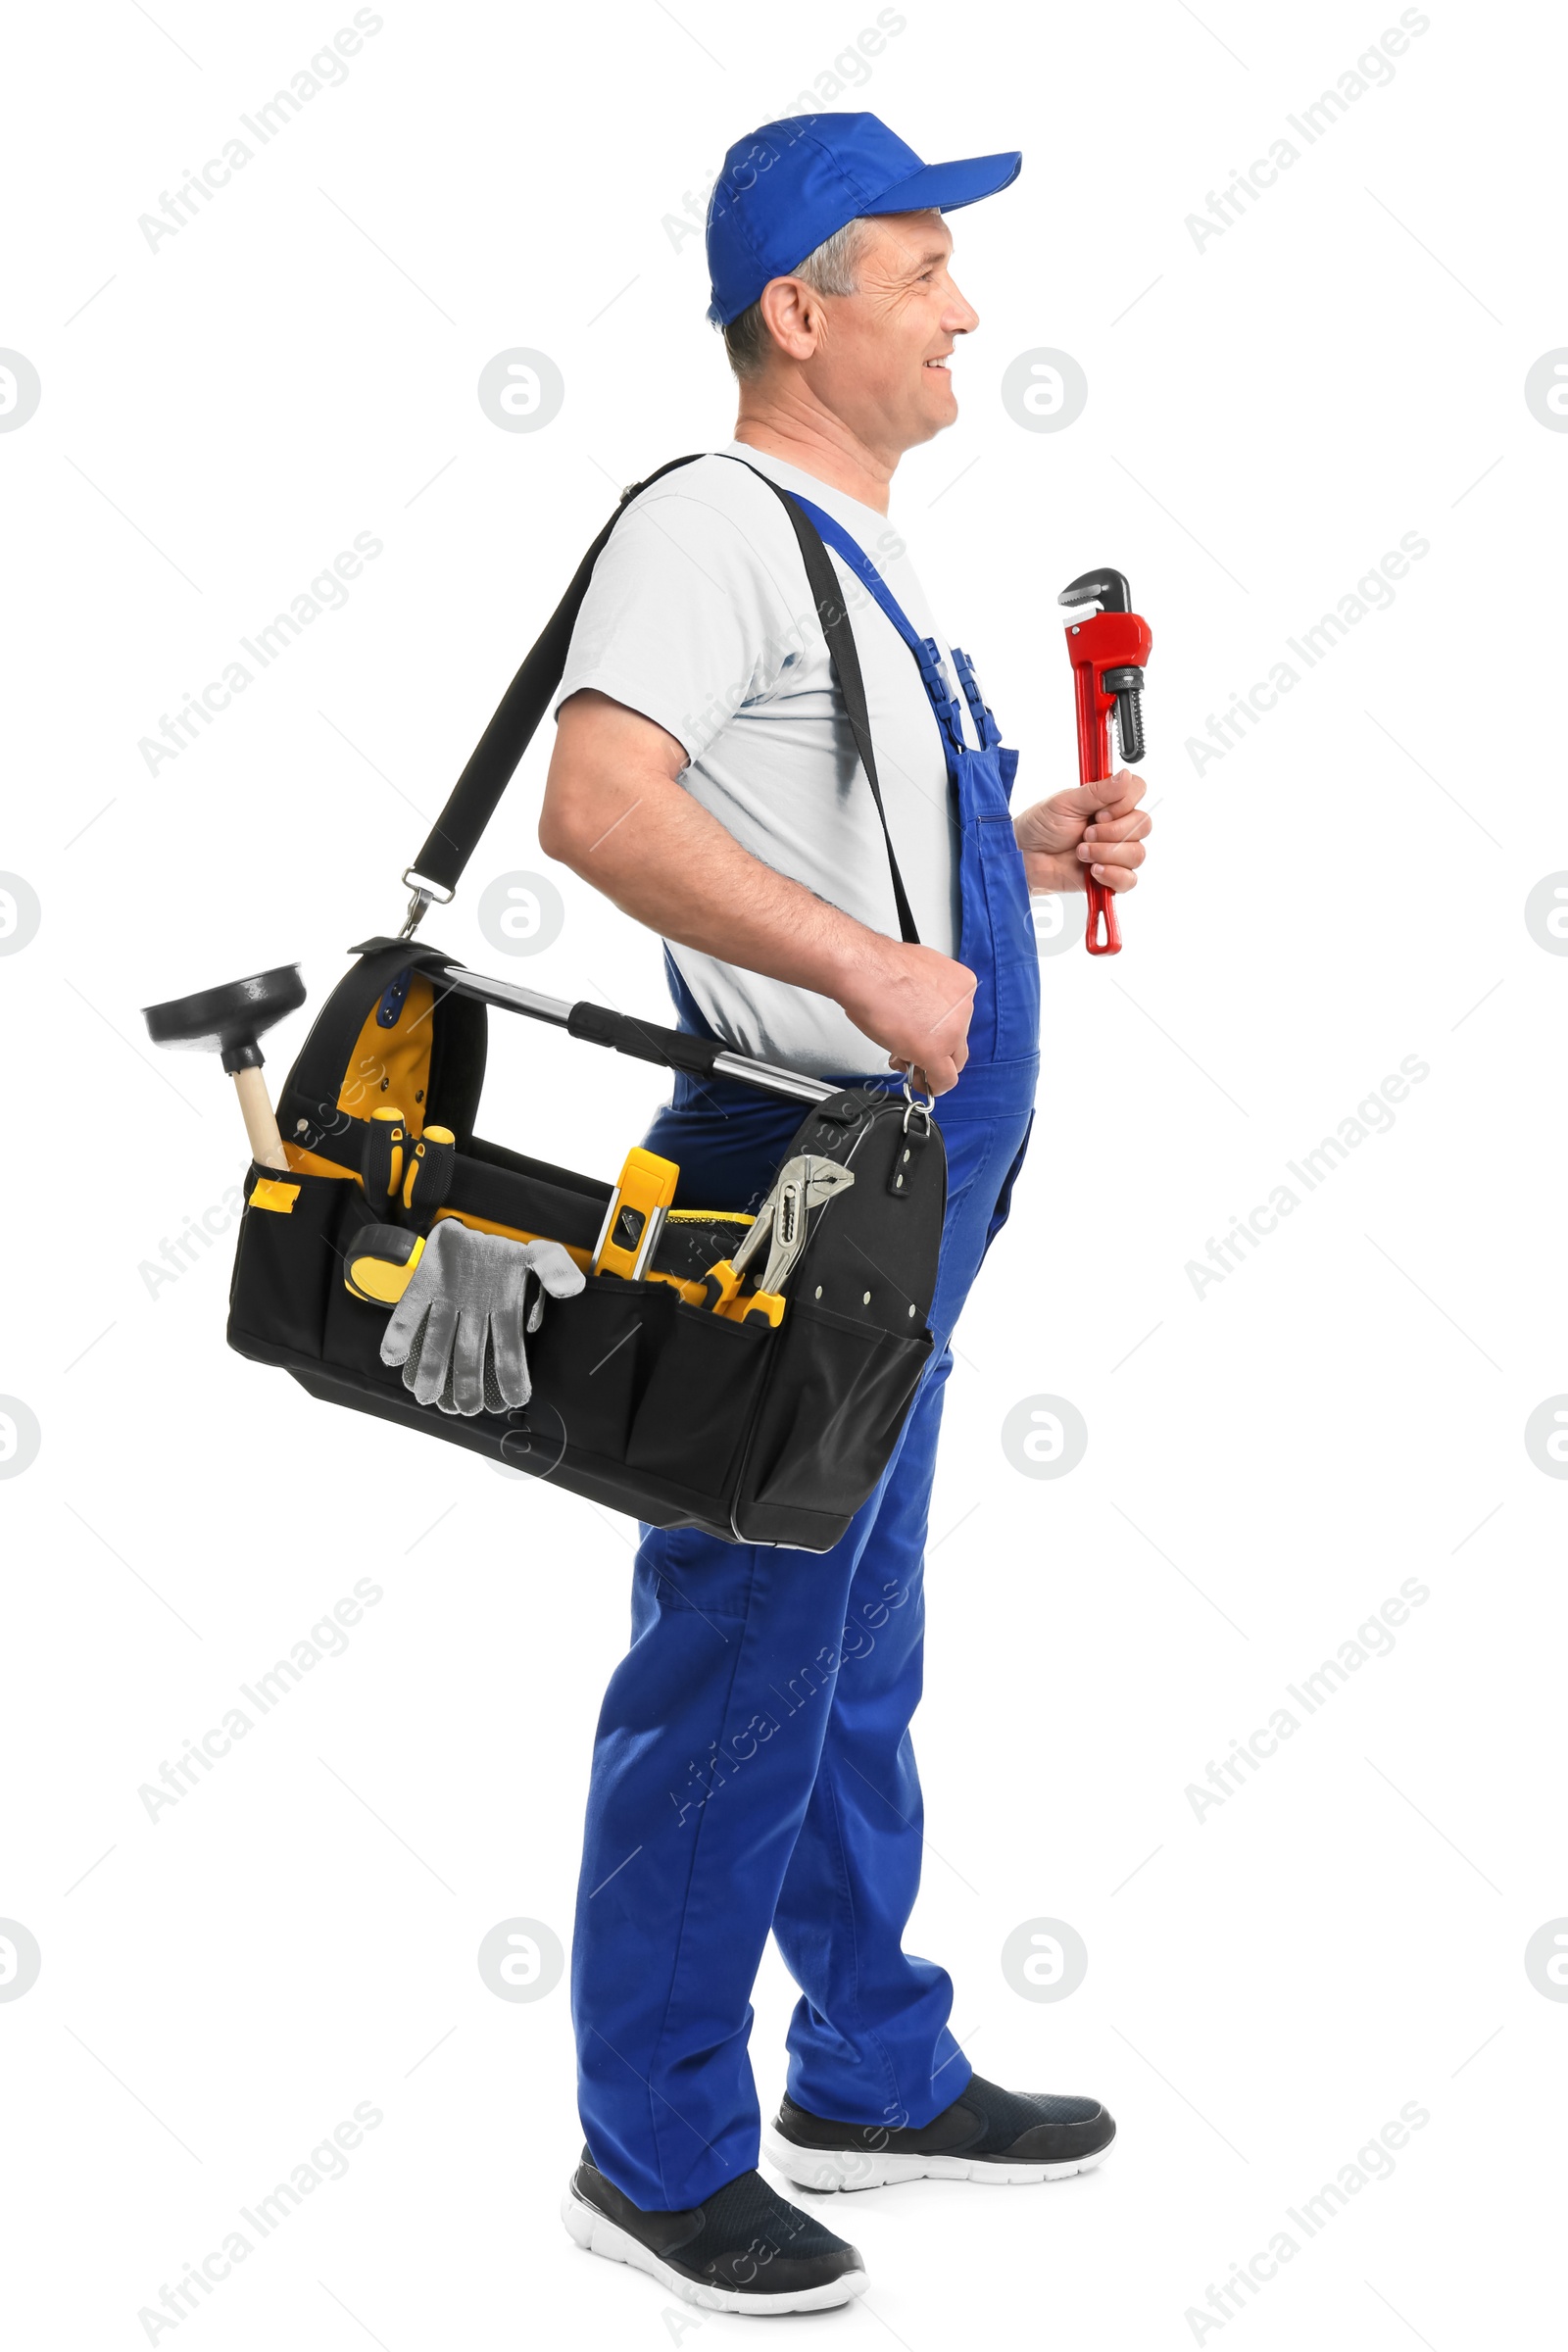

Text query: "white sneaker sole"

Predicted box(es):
[561, 2186, 869, 2314]
[760, 2120, 1115, 2192]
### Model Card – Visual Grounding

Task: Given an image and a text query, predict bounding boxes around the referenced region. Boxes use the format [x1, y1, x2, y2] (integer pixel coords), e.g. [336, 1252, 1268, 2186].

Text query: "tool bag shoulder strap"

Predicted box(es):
[406, 453, 920, 945]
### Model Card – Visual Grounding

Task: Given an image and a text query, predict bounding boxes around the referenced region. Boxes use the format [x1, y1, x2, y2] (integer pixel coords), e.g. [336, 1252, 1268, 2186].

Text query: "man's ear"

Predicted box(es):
[756, 273, 825, 363]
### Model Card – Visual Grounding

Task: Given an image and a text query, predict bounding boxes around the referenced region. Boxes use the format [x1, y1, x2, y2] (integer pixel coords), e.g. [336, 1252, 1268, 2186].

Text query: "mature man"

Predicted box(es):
[542, 113, 1150, 2314]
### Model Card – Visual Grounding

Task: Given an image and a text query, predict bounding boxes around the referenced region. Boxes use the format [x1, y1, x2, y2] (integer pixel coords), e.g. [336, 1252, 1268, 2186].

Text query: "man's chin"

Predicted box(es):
[914, 382, 959, 436]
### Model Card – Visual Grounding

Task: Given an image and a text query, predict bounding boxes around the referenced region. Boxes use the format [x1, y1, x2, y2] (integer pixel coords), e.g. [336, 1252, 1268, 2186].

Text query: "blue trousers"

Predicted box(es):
[570, 1070, 1036, 2211]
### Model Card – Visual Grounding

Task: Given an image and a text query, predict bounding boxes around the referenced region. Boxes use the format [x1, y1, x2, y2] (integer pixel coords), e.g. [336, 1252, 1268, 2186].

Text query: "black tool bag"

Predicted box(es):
[225, 456, 948, 1552]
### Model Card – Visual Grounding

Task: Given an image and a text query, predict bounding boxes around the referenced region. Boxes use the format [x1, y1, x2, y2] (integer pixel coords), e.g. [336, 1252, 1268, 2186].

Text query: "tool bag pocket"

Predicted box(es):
[323, 1262, 404, 1384]
[524, 1275, 675, 1461]
[319, 1258, 674, 1458]
[737, 1299, 934, 1525]
[228, 1163, 354, 1363]
[624, 1300, 773, 1496]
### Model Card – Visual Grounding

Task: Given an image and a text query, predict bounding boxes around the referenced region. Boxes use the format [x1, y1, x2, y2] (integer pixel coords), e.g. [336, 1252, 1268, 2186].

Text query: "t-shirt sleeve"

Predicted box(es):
[554, 487, 794, 765]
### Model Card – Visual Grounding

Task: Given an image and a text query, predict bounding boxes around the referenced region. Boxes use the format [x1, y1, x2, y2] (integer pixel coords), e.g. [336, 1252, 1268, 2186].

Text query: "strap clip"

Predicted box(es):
[901, 1072, 935, 1136]
[398, 867, 455, 940]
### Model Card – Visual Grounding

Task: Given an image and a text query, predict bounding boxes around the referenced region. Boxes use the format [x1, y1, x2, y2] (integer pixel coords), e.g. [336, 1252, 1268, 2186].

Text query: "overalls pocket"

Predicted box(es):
[975, 816, 1042, 1062]
[982, 1110, 1035, 1262]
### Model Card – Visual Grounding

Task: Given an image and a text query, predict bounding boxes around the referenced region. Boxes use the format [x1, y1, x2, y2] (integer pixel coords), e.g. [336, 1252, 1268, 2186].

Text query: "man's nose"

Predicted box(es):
[945, 279, 980, 335]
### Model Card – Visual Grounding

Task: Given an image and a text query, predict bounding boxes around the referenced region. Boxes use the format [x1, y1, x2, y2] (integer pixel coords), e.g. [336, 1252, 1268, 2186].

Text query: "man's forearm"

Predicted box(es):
[562, 788, 877, 994]
[540, 705, 880, 1004]
[540, 689, 977, 1088]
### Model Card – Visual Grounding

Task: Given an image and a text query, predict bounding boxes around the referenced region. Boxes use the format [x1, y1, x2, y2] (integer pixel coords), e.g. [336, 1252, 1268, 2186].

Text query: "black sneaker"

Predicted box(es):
[562, 2148, 868, 2313]
[762, 2073, 1116, 2191]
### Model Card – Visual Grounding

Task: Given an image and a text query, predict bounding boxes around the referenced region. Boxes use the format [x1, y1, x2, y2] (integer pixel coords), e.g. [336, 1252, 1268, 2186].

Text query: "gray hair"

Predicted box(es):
[719, 212, 937, 379]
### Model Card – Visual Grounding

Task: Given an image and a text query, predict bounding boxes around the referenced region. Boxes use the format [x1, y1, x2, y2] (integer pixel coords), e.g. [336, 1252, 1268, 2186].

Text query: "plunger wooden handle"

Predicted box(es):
[232, 1065, 290, 1172]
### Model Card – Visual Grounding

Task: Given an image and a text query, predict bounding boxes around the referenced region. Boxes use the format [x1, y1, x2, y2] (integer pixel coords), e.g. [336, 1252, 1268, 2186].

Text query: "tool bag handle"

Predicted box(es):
[406, 454, 920, 947]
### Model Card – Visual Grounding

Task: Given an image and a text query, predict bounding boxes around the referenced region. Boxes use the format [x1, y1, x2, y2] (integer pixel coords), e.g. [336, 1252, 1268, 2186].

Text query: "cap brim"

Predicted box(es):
[860, 149, 1021, 217]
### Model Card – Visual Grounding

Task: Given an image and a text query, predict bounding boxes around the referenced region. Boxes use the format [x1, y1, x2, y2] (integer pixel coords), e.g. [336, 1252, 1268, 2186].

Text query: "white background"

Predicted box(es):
[2, 1, 1564, 2344]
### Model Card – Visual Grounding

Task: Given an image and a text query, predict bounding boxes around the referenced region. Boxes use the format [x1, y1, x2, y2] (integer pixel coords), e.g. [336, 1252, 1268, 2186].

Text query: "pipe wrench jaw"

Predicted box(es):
[1058, 567, 1132, 617]
[1099, 666, 1146, 765]
[1066, 620, 1152, 780]
[1060, 602, 1153, 734]
[1059, 567, 1153, 760]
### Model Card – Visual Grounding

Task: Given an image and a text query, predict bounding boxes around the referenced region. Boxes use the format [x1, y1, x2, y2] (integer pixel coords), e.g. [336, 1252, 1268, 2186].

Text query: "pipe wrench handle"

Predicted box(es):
[1085, 874, 1121, 956]
[1070, 651, 1121, 956]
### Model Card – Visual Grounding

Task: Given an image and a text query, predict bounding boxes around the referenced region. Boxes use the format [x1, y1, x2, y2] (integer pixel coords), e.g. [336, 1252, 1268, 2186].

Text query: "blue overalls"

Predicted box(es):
[570, 500, 1042, 2212]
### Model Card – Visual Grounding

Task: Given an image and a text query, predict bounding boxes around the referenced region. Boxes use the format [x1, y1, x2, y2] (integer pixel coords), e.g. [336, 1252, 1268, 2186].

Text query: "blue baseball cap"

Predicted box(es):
[706, 113, 1021, 326]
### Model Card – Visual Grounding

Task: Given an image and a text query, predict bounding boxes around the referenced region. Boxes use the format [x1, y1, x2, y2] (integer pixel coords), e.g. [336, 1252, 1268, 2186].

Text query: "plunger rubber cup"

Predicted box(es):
[142, 964, 307, 1174]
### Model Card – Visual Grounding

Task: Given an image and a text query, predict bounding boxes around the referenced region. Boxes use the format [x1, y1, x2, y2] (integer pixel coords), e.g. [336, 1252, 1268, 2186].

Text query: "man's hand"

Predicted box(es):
[834, 936, 977, 1098]
[1013, 768, 1151, 899]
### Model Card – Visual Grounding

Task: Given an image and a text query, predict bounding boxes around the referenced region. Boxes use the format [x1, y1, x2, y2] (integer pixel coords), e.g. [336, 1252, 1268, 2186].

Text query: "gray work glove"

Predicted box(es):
[379, 1221, 584, 1416]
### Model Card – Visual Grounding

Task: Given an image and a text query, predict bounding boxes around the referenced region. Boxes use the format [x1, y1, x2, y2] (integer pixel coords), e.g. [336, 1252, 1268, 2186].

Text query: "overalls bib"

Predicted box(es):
[570, 502, 1042, 2212]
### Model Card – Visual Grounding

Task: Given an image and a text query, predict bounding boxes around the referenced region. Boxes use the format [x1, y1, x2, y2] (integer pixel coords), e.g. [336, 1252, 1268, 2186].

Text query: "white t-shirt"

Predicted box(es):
[555, 441, 979, 1075]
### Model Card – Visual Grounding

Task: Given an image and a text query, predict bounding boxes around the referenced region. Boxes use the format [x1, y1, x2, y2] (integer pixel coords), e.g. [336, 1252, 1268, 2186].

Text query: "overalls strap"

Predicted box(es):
[950, 649, 1002, 751]
[718, 458, 922, 946]
[785, 495, 970, 760]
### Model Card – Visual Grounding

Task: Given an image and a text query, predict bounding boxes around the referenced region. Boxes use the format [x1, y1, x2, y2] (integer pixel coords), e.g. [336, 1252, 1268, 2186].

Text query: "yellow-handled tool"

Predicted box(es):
[402, 1124, 456, 1215]
[345, 1226, 425, 1304]
[346, 1122, 455, 1303]
[696, 1258, 743, 1311]
[721, 1287, 785, 1328]
[363, 1103, 409, 1204]
[592, 1148, 680, 1281]
[694, 1258, 784, 1326]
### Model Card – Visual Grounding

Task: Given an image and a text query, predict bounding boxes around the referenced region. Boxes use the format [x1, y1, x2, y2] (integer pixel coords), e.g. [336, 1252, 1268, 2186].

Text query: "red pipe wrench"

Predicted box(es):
[1059, 567, 1152, 956]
